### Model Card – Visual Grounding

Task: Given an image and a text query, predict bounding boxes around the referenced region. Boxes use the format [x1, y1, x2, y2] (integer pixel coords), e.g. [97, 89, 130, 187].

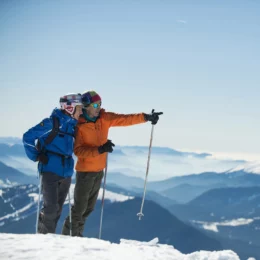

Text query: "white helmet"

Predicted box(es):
[60, 93, 82, 115]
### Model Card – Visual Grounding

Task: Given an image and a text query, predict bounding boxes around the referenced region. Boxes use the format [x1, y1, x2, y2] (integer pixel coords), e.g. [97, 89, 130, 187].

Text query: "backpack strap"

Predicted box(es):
[58, 129, 75, 137]
[44, 116, 60, 146]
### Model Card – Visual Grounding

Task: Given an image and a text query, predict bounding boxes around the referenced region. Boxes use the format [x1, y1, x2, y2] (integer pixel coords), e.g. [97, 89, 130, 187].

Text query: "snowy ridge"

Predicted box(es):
[0, 184, 38, 226]
[227, 161, 260, 174]
[192, 217, 260, 232]
[0, 178, 19, 188]
[0, 201, 36, 222]
[64, 184, 134, 205]
[0, 233, 240, 260]
[0, 184, 133, 227]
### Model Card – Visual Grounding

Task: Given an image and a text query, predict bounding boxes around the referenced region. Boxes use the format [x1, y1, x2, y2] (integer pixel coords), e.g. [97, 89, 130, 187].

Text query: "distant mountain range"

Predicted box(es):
[1, 137, 260, 259]
[0, 143, 27, 157]
[169, 185, 260, 222]
[0, 137, 22, 145]
[0, 137, 247, 180]
[0, 161, 38, 187]
[150, 170, 260, 204]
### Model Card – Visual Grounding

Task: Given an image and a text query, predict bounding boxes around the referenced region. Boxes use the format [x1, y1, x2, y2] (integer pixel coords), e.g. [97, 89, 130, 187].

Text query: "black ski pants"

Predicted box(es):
[62, 171, 103, 236]
[38, 172, 71, 234]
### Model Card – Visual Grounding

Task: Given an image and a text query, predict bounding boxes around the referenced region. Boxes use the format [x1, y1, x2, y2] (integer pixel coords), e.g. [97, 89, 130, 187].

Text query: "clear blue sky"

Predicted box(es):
[1, 0, 260, 159]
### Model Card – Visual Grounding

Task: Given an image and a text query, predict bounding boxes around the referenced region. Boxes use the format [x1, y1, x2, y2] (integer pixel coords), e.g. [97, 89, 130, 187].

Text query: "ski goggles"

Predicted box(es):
[89, 103, 102, 109]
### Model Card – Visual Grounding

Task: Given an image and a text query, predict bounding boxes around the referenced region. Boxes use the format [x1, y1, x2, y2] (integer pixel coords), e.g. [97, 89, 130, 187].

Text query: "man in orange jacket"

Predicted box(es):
[62, 90, 163, 236]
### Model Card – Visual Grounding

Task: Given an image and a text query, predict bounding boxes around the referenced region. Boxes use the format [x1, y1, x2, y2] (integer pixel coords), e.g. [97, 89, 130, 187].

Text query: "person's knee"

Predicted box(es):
[82, 205, 95, 219]
[88, 206, 95, 213]
[43, 204, 59, 220]
[88, 198, 99, 213]
[73, 202, 89, 216]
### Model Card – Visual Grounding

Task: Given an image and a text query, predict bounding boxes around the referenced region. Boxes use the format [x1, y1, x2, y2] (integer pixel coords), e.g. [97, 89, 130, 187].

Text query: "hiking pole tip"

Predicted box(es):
[137, 212, 144, 220]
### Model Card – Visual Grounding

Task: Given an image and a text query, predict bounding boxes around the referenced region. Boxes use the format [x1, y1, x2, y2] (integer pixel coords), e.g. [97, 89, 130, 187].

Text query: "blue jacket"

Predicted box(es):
[23, 108, 78, 177]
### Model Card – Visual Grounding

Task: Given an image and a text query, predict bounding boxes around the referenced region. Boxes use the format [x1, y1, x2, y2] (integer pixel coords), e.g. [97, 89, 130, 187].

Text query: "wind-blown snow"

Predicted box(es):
[227, 161, 260, 174]
[0, 233, 240, 260]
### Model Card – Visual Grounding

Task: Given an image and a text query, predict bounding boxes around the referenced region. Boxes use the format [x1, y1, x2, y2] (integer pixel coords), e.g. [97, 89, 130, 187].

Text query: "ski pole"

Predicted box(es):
[137, 123, 154, 220]
[99, 153, 108, 239]
[68, 187, 72, 236]
[36, 174, 43, 234]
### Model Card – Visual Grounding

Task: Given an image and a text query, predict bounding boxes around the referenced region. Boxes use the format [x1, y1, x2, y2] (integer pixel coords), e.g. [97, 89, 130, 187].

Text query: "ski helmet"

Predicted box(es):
[60, 93, 82, 115]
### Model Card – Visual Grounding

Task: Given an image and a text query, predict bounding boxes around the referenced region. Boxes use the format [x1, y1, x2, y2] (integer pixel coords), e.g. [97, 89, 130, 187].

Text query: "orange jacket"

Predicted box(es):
[74, 109, 146, 172]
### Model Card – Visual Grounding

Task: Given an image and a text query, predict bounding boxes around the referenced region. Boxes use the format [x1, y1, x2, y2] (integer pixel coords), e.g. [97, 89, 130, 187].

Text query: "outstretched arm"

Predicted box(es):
[103, 112, 146, 127]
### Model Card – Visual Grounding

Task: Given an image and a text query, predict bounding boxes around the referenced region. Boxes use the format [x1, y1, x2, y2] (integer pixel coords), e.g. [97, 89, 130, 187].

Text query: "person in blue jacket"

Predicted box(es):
[23, 93, 83, 234]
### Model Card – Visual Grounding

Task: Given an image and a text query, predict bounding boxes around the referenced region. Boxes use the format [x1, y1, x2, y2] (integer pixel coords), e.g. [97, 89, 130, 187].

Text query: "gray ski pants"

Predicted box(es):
[62, 170, 104, 236]
[38, 172, 71, 234]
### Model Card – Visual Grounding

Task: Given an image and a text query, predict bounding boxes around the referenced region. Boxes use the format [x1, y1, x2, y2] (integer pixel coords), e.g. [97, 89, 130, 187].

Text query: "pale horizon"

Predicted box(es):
[1, 0, 260, 159]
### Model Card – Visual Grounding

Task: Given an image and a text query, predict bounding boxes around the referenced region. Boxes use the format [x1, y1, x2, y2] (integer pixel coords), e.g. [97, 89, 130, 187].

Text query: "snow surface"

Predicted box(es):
[0, 233, 241, 260]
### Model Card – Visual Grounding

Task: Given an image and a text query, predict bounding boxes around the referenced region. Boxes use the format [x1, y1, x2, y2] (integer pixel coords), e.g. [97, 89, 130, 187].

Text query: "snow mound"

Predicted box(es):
[0, 233, 240, 260]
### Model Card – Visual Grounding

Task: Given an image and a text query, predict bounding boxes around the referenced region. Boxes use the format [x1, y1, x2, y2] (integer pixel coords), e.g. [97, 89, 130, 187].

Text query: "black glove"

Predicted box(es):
[98, 140, 115, 154]
[144, 109, 163, 125]
[37, 152, 49, 164]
